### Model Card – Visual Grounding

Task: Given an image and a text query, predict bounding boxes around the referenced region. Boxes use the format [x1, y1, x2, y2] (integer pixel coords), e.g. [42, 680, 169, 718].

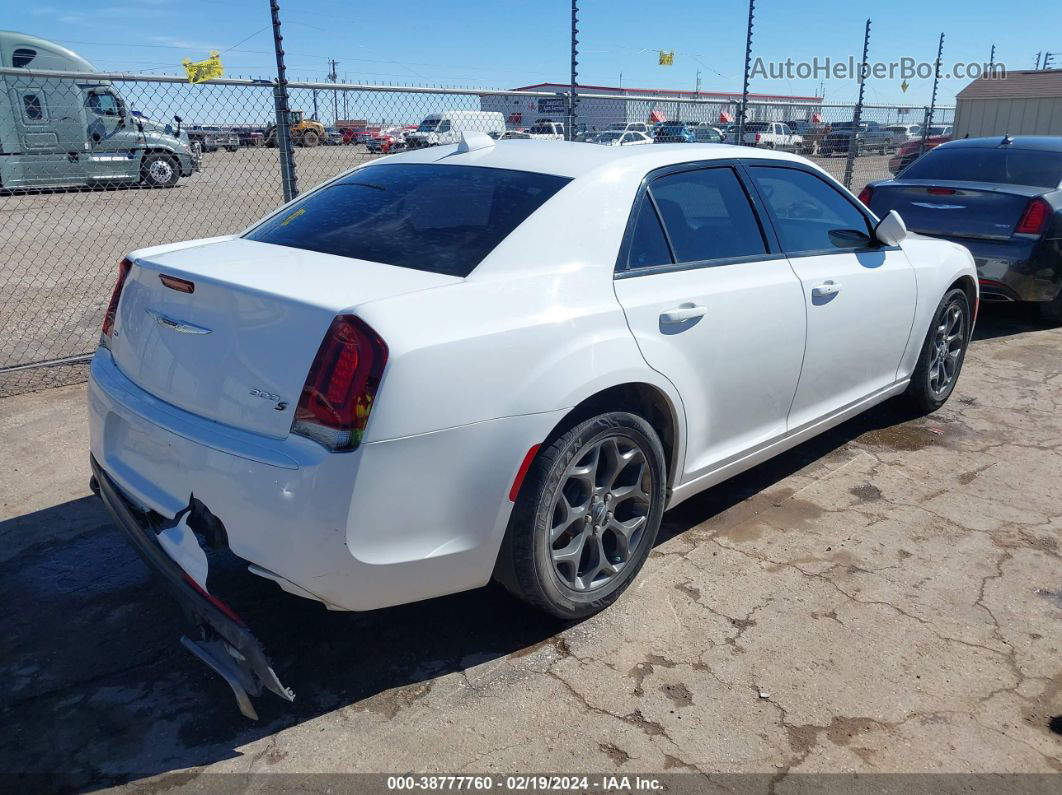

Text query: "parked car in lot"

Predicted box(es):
[606, 122, 651, 136]
[89, 135, 976, 717]
[884, 123, 923, 145]
[499, 130, 532, 140]
[785, 120, 828, 155]
[593, 130, 653, 146]
[365, 126, 407, 153]
[188, 125, 239, 153]
[526, 119, 566, 140]
[0, 31, 198, 189]
[888, 127, 953, 174]
[738, 121, 803, 151]
[688, 123, 725, 143]
[820, 120, 894, 156]
[863, 135, 1062, 321]
[324, 127, 344, 145]
[653, 121, 695, 143]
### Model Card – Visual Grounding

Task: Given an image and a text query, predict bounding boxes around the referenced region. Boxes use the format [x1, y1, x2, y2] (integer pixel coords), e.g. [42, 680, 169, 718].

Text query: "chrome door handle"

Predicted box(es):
[811, 281, 842, 298]
[660, 304, 706, 323]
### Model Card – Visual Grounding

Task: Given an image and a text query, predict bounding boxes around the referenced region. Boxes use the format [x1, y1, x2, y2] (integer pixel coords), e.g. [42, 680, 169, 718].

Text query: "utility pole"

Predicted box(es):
[328, 58, 339, 123]
[1035, 51, 1042, 70]
[843, 19, 871, 190]
[696, 70, 701, 94]
[988, 43, 995, 70]
[268, 0, 297, 201]
[737, 0, 756, 143]
[1045, 51, 1056, 70]
[568, 0, 579, 141]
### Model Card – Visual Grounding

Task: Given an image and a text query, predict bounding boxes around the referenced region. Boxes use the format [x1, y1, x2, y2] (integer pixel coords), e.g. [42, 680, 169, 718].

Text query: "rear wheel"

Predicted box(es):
[141, 153, 179, 188]
[905, 288, 970, 413]
[494, 412, 666, 620]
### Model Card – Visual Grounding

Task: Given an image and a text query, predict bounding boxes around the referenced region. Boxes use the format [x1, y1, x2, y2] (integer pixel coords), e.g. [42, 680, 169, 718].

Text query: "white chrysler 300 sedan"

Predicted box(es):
[89, 134, 976, 715]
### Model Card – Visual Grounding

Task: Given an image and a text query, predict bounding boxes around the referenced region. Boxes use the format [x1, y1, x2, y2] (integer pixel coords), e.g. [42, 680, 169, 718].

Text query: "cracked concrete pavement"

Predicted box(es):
[1, 305, 1060, 790]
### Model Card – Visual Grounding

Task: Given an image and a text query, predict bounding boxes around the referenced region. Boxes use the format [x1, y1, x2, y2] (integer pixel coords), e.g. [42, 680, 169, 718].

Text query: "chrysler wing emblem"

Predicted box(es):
[145, 308, 212, 335]
[911, 202, 965, 210]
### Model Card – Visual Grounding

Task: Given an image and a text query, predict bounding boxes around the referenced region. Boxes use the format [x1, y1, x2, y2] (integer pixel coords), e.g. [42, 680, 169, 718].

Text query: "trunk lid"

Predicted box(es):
[111, 238, 459, 438]
[870, 180, 1043, 240]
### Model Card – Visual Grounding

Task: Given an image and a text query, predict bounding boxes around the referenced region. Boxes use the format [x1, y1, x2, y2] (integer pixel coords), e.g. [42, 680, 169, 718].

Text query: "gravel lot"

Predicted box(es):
[1, 304, 1059, 791]
[0, 145, 892, 396]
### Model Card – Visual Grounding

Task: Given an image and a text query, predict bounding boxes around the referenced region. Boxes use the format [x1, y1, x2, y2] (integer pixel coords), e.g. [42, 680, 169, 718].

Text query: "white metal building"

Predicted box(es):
[954, 70, 1062, 138]
[479, 82, 823, 131]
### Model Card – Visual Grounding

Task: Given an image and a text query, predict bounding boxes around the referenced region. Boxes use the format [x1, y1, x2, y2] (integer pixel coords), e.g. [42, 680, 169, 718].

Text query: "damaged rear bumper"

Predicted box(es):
[90, 455, 294, 719]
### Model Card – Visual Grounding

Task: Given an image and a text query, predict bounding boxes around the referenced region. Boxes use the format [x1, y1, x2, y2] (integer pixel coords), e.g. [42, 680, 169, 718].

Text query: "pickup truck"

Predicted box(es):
[526, 119, 565, 140]
[736, 121, 803, 151]
[187, 125, 239, 153]
[820, 120, 894, 157]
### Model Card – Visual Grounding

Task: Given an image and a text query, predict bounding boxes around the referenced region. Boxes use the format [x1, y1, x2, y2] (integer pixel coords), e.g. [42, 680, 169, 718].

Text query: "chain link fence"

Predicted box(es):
[0, 66, 954, 396]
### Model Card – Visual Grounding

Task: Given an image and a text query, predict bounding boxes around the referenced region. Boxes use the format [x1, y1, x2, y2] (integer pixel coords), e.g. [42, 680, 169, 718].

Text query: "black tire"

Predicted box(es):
[1039, 291, 1062, 324]
[494, 412, 666, 620]
[904, 288, 971, 414]
[140, 152, 179, 188]
[301, 130, 320, 147]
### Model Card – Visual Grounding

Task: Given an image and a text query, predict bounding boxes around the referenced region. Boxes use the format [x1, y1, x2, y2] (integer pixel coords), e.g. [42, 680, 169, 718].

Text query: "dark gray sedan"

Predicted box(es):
[861, 136, 1062, 322]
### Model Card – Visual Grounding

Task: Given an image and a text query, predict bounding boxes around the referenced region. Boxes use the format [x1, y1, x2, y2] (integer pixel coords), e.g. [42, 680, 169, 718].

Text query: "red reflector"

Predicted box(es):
[292, 315, 388, 451]
[509, 444, 541, 502]
[181, 572, 246, 626]
[101, 257, 132, 339]
[857, 186, 873, 206]
[927, 187, 956, 195]
[159, 274, 195, 293]
[1015, 198, 1050, 235]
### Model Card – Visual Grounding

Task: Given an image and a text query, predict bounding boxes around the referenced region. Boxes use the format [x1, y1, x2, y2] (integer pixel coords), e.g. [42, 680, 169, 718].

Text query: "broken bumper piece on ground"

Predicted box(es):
[89, 456, 294, 719]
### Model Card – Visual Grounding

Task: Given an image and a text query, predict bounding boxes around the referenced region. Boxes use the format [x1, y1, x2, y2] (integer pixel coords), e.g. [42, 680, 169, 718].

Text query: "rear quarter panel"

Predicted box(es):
[895, 235, 979, 380]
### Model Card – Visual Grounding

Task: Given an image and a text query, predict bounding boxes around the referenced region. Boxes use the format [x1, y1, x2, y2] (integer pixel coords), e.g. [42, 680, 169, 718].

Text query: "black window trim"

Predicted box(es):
[615, 159, 784, 278]
[739, 160, 900, 259]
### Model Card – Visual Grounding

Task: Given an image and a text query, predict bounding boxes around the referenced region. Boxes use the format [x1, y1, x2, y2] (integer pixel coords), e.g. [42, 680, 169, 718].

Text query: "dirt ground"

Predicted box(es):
[1, 304, 1060, 793]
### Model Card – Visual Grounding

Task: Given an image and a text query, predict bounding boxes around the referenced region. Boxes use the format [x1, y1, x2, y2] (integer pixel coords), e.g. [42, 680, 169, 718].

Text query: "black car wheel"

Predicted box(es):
[905, 288, 970, 413]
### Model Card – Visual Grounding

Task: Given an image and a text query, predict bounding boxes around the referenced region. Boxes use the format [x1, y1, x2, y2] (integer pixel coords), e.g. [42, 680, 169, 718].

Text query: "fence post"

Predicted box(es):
[736, 0, 756, 143]
[842, 19, 871, 190]
[269, 0, 298, 202]
[568, 0, 579, 141]
[918, 33, 944, 158]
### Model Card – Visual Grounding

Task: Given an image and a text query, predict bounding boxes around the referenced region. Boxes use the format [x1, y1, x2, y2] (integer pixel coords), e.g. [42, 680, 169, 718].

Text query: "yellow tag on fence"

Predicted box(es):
[182, 52, 224, 84]
[658, 50, 674, 66]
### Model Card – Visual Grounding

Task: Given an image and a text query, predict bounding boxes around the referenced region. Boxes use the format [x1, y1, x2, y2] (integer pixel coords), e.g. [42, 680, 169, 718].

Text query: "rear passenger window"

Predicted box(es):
[649, 168, 766, 263]
[22, 93, 43, 121]
[748, 166, 873, 253]
[626, 198, 672, 270]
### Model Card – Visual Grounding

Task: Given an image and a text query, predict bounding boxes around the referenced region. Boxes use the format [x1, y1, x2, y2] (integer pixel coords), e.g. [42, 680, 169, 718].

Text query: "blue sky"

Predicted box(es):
[8, 0, 1060, 105]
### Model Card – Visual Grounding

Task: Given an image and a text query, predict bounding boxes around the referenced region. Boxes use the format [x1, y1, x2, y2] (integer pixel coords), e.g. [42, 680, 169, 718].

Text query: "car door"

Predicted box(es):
[84, 88, 138, 181]
[613, 163, 807, 484]
[744, 163, 917, 431]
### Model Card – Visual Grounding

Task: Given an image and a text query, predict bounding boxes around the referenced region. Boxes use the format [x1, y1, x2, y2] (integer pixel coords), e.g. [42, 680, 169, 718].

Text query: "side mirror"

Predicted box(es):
[875, 210, 907, 246]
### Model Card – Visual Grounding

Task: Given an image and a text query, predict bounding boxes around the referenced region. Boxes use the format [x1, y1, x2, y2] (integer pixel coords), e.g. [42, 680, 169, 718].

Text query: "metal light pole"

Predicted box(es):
[328, 58, 339, 124]
[919, 33, 944, 158]
[269, 0, 298, 201]
[568, 0, 579, 141]
[843, 19, 871, 190]
[737, 0, 756, 143]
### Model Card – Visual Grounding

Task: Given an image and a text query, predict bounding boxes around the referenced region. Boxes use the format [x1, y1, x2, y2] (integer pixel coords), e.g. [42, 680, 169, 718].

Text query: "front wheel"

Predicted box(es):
[494, 412, 666, 620]
[905, 288, 971, 413]
[141, 152, 179, 187]
[301, 130, 319, 147]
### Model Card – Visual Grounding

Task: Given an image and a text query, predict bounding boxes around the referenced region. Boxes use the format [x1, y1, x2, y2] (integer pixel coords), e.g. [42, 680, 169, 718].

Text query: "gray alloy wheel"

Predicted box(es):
[494, 411, 666, 620]
[547, 434, 652, 592]
[928, 301, 966, 398]
[905, 287, 970, 414]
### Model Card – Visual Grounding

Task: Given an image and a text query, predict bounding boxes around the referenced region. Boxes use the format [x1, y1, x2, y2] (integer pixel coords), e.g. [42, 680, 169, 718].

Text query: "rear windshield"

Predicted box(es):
[245, 164, 570, 277]
[744, 123, 770, 132]
[902, 147, 1062, 188]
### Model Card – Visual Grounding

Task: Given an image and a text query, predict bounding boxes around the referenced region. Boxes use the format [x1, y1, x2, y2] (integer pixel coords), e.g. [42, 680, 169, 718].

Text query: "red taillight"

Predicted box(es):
[927, 187, 956, 195]
[754, 133, 761, 143]
[857, 186, 873, 207]
[292, 315, 388, 451]
[100, 257, 132, 345]
[1015, 198, 1050, 235]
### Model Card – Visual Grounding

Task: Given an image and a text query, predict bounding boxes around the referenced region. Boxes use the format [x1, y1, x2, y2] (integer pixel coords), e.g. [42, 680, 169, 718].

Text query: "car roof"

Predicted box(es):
[374, 139, 806, 178]
[937, 135, 1062, 152]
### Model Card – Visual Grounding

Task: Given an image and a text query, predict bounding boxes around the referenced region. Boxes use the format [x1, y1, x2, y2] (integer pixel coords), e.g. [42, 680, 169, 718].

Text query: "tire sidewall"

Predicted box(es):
[521, 413, 666, 618]
[142, 153, 178, 187]
[911, 288, 971, 411]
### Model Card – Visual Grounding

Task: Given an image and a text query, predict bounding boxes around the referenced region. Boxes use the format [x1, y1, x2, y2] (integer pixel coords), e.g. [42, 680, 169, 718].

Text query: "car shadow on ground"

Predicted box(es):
[973, 301, 1054, 341]
[0, 307, 1031, 791]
